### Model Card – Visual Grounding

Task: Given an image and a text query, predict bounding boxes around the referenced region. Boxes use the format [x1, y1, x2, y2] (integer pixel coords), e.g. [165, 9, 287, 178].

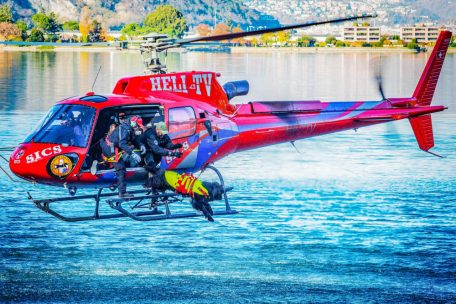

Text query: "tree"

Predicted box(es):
[79, 6, 91, 42]
[63, 20, 79, 31]
[144, 5, 188, 38]
[16, 21, 28, 40]
[195, 24, 211, 37]
[0, 22, 21, 41]
[121, 23, 140, 38]
[0, 4, 13, 23]
[47, 12, 62, 35]
[325, 35, 336, 45]
[211, 23, 230, 36]
[277, 31, 290, 46]
[297, 35, 316, 47]
[88, 20, 106, 42]
[260, 33, 274, 46]
[451, 36, 456, 47]
[32, 13, 49, 31]
[27, 28, 45, 42]
[31, 12, 62, 35]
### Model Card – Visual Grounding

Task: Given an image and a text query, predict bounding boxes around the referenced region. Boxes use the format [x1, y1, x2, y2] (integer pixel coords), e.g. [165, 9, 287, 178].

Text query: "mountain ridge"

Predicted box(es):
[2, 0, 276, 28]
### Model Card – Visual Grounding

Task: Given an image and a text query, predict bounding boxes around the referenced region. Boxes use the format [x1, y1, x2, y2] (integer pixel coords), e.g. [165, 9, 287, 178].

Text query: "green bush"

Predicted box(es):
[335, 41, 346, 47]
[406, 42, 419, 50]
[37, 45, 55, 51]
[27, 28, 45, 42]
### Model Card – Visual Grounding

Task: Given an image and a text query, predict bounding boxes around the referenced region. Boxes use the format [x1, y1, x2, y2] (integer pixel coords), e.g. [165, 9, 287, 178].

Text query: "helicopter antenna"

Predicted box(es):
[91, 65, 102, 92]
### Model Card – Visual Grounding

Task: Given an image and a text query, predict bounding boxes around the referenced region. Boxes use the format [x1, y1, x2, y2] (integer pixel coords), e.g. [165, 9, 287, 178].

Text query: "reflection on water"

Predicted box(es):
[0, 50, 455, 113]
[0, 50, 455, 303]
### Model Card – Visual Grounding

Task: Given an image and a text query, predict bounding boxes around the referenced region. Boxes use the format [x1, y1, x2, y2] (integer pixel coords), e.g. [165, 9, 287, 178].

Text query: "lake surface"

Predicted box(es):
[1, 49, 455, 303]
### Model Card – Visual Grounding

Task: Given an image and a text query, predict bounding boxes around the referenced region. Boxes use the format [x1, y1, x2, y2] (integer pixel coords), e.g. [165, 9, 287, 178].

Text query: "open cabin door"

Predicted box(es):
[81, 105, 162, 175]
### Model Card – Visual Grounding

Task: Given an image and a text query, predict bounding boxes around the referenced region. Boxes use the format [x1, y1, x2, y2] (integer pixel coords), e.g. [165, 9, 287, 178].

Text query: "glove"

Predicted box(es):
[173, 143, 183, 149]
[131, 153, 142, 164]
[170, 151, 183, 158]
[140, 145, 147, 155]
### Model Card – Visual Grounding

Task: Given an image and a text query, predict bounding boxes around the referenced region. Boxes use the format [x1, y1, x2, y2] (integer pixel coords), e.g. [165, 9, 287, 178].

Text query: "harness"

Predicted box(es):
[101, 127, 139, 164]
[102, 136, 122, 163]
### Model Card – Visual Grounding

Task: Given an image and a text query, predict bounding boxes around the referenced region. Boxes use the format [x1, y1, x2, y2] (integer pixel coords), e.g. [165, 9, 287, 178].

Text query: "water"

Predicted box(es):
[1, 50, 455, 303]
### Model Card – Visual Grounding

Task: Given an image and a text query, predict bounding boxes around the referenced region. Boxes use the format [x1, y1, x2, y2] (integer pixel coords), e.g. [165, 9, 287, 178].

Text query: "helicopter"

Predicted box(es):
[1, 14, 452, 222]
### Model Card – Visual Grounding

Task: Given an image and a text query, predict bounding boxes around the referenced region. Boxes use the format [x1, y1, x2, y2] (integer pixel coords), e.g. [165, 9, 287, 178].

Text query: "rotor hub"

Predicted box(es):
[139, 33, 176, 74]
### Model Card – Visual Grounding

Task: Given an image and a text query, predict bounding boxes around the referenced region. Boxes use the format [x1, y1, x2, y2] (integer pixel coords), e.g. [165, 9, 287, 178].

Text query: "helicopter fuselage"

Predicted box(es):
[8, 70, 444, 189]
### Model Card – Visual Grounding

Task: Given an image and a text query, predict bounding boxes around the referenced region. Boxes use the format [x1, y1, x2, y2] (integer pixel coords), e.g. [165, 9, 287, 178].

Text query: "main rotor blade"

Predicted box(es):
[175, 13, 376, 47]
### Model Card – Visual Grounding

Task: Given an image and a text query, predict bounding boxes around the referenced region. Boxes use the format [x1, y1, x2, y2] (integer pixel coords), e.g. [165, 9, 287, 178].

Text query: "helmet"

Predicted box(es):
[60, 111, 74, 125]
[117, 112, 127, 120]
[154, 121, 168, 135]
[130, 115, 143, 128]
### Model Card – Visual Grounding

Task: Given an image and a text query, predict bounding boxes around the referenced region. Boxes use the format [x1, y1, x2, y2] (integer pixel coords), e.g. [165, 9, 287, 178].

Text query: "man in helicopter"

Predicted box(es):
[130, 115, 219, 221]
[130, 114, 183, 175]
[100, 112, 144, 199]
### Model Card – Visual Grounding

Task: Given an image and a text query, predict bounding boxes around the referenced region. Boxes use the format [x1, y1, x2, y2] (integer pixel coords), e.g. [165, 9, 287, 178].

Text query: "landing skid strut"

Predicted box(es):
[28, 166, 238, 222]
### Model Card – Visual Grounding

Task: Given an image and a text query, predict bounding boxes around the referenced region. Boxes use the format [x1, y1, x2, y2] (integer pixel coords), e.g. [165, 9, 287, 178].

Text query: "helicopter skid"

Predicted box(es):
[27, 185, 237, 222]
[109, 198, 238, 222]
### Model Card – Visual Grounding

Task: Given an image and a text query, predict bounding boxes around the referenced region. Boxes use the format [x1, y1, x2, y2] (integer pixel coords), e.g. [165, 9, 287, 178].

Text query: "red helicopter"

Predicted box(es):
[1, 14, 452, 222]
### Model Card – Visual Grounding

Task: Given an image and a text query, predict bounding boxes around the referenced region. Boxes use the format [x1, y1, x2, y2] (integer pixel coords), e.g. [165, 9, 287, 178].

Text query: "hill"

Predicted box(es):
[243, 0, 456, 26]
[2, 0, 279, 29]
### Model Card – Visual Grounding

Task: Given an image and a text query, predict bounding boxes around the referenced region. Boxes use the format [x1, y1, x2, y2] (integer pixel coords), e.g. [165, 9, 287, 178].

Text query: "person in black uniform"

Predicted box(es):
[142, 120, 182, 174]
[100, 112, 142, 199]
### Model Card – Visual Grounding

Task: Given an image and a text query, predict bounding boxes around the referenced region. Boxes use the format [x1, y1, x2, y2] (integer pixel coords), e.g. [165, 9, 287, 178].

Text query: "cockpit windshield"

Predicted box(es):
[24, 104, 96, 148]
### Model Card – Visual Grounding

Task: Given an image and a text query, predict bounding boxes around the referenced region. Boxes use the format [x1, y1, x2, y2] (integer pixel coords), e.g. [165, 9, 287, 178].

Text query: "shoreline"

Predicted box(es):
[1, 45, 455, 54]
[231, 46, 418, 53]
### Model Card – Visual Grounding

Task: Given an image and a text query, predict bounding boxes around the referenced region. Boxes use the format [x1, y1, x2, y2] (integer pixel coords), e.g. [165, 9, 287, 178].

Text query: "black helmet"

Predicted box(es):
[117, 112, 127, 120]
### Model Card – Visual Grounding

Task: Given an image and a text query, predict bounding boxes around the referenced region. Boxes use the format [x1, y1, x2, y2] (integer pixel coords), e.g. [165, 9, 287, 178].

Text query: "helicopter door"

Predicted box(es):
[167, 106, 198, 169]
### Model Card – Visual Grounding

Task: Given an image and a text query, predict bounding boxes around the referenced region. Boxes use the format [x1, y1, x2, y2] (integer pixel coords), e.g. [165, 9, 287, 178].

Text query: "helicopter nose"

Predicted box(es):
[9, 145, 34, 181]
[9, 144, 80, 183]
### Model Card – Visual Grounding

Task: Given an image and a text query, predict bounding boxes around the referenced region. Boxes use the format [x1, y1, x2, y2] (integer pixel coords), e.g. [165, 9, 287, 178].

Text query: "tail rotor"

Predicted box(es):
[372, 56, 387, 101]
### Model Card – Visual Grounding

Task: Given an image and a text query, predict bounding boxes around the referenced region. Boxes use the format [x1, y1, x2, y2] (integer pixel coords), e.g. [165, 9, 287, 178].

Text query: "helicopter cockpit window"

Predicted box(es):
[168, 107, 196, 139]
[27, 104, 95, 148]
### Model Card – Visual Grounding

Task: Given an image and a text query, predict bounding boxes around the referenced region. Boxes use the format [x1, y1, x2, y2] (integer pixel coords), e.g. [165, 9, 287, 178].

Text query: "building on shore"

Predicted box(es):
[400, 25, 440, 42]
[342, 26, 381, 42]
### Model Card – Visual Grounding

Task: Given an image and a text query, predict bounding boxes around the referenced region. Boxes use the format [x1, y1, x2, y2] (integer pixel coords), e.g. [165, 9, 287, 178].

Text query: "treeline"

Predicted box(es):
[0, 3, 188, 43]
[193, 29, 456, 49]
[0, 4, 109, 43]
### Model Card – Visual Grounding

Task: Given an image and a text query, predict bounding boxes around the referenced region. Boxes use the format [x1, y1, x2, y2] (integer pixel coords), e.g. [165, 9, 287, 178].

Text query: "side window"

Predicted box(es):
[168, 107, 196, 139]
